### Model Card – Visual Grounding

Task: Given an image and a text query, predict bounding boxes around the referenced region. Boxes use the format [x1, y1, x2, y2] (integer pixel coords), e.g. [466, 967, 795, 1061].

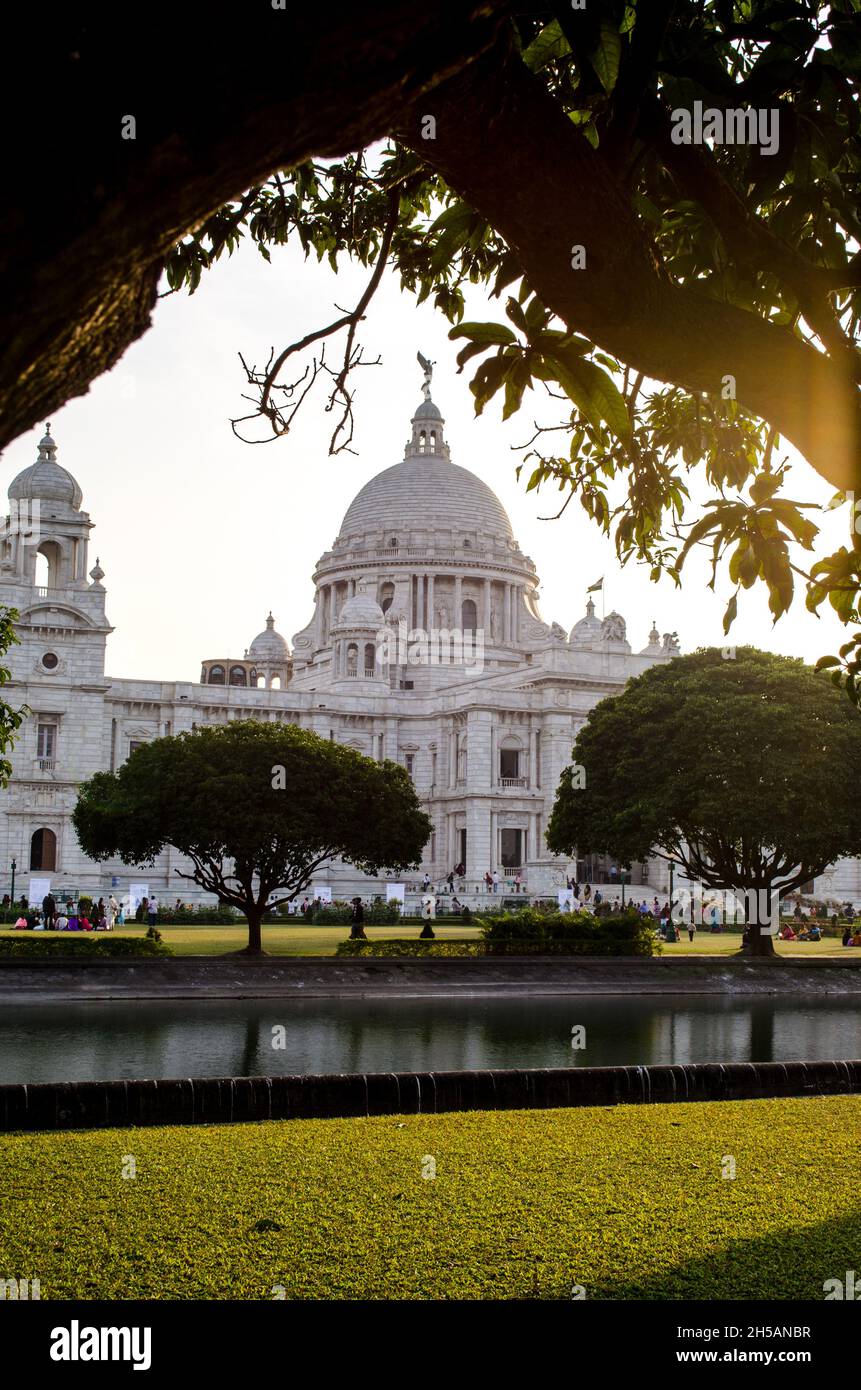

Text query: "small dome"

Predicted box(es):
[248, 612, 289, 660]
[569, 597, 603, 646]
[335, 590, 385, 629]
[9, 426, 83, 512]
[413, 398, 443, 420]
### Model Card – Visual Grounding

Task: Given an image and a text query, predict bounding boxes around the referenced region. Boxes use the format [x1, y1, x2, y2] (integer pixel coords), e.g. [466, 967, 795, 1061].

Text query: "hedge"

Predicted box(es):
[477, 909, 658, 956]
[336, 939, 480, 957]
[0, 935, 173, 958]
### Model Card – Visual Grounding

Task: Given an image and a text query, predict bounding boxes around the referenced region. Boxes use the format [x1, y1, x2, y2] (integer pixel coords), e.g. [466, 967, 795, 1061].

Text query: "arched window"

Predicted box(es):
[379, 581, 395, 614]
[255, 674, 266, 689]
[429, 431, 437, 451]
[346, 644, 358, 675]
[419, 430, 427, 451]
[364, 642, 376, 676]
[30, 827, 56, 871]
[461, 598, 478, 633]
[229, 666, 247, 686]
[270, 675, 281, 689]
[35, 540, 62, 589]
[208, 665, 225, 685]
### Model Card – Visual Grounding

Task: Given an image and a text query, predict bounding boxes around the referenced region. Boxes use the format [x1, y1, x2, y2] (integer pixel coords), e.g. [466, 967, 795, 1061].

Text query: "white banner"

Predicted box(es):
[128, 882, 149, 912]
[316, 886, 332, 904]
[29, 877, 52, 906]
[557, 889, 574, 912]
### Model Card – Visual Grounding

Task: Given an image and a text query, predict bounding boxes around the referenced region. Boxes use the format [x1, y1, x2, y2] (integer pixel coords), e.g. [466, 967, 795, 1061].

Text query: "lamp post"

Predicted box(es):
[10, 857, 16, 905]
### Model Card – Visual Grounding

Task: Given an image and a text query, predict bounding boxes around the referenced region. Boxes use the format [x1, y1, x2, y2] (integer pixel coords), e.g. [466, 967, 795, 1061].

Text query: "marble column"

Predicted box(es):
[454, 574, 462, 628]
[417, 575, 425, 629]
[489, 723, 497, 789]
[427, 573, 435, 631]
[449, 727, 457, 788]
[503, 584, 511, 643]
[483, 578, 492, 638]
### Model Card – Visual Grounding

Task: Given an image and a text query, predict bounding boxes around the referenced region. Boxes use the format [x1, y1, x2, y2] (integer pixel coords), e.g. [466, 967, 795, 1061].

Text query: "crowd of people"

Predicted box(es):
[4, 891, 165, 932]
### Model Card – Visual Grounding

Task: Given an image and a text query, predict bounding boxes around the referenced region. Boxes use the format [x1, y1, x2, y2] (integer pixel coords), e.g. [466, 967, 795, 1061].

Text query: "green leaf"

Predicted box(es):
[589, 20, 622, 94]
[722, 592, 738, 635]
[523, 19, 571, 73]
[449, 322, 517, 346]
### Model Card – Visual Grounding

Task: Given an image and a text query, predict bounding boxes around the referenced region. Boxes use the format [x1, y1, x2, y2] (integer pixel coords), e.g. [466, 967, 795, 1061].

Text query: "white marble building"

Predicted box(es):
[1, 388, 858, 908]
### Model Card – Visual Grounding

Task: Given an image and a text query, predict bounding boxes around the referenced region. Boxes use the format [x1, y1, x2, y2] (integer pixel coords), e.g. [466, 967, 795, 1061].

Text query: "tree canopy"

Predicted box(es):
[545, 646, 861, 954]
[4, 1, 861, 693]
[72, 720, 433, 953]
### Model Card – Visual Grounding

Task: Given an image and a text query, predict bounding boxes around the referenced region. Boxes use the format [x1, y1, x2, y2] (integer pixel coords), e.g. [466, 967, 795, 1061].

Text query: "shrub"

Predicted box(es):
[477, 909, 658, 956]
[336, 939, 480, 957]
[0, 935, 172, 959]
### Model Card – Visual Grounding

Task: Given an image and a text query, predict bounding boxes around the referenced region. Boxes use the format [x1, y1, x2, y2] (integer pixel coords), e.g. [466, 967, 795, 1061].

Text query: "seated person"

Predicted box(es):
[54, 913, 68, 931]
[80, 915, 93, 931]
[67, 915, 81, 930]
[13, 915, 28, 929]
[843, 925, 853, 946]
[808, 925, 822, 941]
[451, 896, 462, 912]
[32, 916, 46, 931]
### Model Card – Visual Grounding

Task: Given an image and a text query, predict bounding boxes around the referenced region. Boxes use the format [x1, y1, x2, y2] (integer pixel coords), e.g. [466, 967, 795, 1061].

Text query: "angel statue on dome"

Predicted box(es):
[417, 351, 434, 401]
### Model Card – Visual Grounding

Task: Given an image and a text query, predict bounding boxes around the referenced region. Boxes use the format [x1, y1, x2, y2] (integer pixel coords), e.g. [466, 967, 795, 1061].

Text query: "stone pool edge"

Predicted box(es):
[1, 1059, 859, 1132]
[2, 954, 861, 1002]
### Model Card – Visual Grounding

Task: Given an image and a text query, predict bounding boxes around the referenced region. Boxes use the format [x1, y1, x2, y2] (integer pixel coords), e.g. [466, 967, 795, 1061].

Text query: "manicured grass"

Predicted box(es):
[0, 1096, 858, 1299]
[0, 924, 853, 957]
[0, 924, 481, 957]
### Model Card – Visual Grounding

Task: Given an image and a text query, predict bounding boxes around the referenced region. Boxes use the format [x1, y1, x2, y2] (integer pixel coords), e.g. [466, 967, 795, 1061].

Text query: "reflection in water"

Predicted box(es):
[1, 995, 860, 1085]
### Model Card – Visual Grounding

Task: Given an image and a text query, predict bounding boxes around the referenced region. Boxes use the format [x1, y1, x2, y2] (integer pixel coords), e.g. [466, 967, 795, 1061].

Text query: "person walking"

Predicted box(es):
[147, 895, 158, 928]
[492, 869, 500, 894]
[688, 918, 696, 944]
[514, 872, 522, 894]
[446, 870, 455, 892]
[107, 895, 120, 930]
[421, 872, 431, 892]
[484, 870, 493, 892]
[42, 890, 56, 930]
[349, 896, 366, 941]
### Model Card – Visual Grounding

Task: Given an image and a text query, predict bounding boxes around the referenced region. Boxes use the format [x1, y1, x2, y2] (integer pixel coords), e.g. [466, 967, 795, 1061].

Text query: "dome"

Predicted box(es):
[9, 427, 83, 512]
[248, 612, 289, 660]
[339, 456, 514, 543]
[569, 597, 603, 645]
[335, 590, 385, 629]
[413, 398, 443, 420]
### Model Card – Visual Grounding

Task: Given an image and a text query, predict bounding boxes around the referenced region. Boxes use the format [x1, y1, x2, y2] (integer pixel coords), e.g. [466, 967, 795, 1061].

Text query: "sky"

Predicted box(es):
[2, 236, 853, 681]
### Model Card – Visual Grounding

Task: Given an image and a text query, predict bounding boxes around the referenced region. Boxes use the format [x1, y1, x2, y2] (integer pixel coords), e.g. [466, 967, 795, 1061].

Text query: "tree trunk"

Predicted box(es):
[741, 913, 777, 959]
[242, 909, 265, 956]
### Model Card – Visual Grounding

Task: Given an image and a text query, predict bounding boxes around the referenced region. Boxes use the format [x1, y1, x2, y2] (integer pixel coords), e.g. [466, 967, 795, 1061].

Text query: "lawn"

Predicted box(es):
[0, 923, 853, 957]
[0, 1096, 858, 1299]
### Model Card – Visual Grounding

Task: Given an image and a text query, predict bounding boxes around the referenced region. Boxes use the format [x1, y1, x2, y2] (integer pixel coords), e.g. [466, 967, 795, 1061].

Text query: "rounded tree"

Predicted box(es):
[546, 647, 861, 957]
[72, 720, 433, 954]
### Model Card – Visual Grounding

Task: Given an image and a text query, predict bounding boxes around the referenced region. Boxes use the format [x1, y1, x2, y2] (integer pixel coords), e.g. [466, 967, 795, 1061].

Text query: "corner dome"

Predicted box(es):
[248, 613, 289, 660]
[9, 426, 83, 512]
[335, 590, 385, 629]
[569, 597, 602, 646]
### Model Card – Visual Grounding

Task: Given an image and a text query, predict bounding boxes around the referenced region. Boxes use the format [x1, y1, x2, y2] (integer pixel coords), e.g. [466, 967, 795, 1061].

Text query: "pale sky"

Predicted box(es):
[2, 237, 852, 681]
